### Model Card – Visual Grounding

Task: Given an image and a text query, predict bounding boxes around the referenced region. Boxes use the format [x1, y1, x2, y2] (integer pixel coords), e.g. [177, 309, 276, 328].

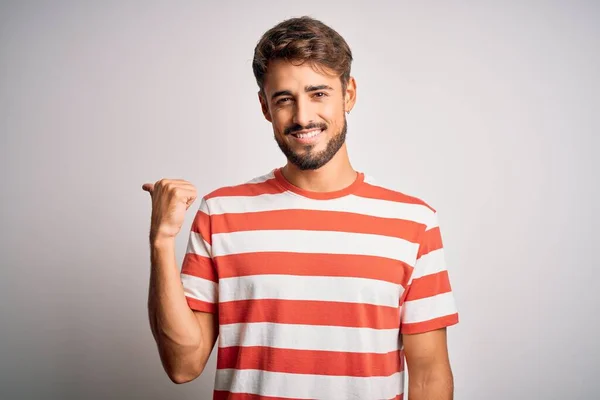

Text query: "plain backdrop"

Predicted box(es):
[1, 1, 598, 399]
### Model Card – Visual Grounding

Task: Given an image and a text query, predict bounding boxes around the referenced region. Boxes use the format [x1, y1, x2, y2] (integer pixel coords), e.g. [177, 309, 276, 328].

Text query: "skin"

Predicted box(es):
[259, 59, 454, 399]
[404, 328, 454, 399]
[259, 59, 358, 193]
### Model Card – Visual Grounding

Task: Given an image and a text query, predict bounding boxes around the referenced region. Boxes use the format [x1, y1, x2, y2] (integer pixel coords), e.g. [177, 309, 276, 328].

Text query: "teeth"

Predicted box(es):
[295, 130, 322, 139]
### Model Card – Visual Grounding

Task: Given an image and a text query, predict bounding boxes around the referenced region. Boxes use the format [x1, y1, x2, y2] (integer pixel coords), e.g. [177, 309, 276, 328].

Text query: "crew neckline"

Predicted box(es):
[273, 167, 365, 200]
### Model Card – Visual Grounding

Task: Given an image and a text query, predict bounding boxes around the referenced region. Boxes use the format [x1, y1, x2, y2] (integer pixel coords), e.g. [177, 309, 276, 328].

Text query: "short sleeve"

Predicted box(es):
[180, 197, 218, 313]
[400, 210, 459, 334]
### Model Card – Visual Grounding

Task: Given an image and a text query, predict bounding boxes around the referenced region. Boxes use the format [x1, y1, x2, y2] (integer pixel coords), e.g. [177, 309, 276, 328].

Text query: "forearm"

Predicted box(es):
[148, 238, 204, 381]
[408, 369, 454, 400]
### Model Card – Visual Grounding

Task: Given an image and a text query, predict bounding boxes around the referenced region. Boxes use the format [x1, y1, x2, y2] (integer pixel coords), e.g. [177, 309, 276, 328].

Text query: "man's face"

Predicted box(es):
[259, 59, 356, 170]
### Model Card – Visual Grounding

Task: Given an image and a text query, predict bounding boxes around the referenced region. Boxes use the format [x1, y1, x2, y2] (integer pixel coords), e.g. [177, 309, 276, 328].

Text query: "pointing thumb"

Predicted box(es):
[142, 183, 154, 194]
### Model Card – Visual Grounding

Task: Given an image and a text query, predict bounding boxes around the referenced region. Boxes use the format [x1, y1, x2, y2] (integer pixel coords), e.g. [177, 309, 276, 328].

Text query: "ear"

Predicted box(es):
[258, 91, 272, 122]
[344, 76, 357, 113]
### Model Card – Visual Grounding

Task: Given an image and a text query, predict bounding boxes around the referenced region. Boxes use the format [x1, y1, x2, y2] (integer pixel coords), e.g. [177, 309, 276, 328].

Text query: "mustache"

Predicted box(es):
[284, 123, 327, 135]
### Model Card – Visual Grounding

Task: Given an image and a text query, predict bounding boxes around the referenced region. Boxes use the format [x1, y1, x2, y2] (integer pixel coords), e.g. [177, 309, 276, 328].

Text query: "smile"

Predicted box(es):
[291, 129, 323, 139]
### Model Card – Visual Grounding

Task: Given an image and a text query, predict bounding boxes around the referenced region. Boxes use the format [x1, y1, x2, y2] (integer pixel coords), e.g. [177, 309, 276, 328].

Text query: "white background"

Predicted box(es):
[1, 1, 598, 399]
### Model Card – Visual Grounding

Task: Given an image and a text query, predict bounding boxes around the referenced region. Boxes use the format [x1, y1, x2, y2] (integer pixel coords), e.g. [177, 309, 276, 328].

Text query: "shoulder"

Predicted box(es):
[198, 169, 281, 211]
[358, 173, 440, 230]
[360, 173, 437, 212]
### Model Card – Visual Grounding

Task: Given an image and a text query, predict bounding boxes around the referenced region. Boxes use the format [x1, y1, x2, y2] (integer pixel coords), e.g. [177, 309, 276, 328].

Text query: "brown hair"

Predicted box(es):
[252, 16, 353, 98]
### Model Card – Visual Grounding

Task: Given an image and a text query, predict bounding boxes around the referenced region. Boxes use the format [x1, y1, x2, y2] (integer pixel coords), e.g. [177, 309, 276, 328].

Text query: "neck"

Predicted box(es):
[281, 144, 356, 192]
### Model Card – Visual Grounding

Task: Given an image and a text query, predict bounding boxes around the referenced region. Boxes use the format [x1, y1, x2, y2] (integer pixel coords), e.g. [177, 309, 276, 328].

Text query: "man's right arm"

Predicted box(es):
[147, 237, 218, 384]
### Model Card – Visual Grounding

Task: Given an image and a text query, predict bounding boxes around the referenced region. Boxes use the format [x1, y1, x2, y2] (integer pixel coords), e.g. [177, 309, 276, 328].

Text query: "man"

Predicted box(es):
[143, 16, 459, 400]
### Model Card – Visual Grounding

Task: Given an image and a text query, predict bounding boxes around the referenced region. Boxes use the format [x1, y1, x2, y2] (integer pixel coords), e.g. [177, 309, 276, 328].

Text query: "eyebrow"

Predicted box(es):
[271, 84, 334, 101]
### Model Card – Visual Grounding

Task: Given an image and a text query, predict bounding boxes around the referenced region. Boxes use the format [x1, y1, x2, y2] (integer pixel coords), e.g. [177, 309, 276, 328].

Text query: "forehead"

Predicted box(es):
[263, 59, 341, 94]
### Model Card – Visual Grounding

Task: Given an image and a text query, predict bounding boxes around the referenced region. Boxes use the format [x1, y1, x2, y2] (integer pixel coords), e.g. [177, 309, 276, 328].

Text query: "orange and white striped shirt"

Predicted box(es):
[180, 167, 459, 400]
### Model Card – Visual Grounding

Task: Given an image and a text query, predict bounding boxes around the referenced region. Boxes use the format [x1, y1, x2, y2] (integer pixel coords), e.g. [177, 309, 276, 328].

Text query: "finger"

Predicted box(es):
[175, 181, 196, 189]
[182, 190, 198, 205]
[157, 180, 196, 191]
[142, 183, 154, 193]
[176, 183, 196, 192]
[180, 190, 197, 210]
[157, 179, 192, 185]
[185, 195, 196, 206]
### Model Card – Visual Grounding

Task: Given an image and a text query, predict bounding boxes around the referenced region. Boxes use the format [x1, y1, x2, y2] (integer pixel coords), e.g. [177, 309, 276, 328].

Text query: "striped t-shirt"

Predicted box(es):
[180, 167, 459, 400]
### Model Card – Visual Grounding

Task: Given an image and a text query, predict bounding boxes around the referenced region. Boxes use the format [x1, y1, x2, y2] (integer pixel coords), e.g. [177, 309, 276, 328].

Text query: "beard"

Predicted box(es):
[274, 116, 348, 171]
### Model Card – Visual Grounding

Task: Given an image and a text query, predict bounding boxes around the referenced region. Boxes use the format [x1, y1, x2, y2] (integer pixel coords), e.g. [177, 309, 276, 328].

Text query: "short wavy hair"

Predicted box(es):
[252, 16, 353, 97]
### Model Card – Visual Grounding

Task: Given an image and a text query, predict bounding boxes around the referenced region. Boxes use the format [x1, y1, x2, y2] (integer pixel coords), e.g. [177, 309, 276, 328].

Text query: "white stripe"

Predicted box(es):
[219, 322, 400, 353]
[402, 292, 457, 324]
[244, 170, 275, 184]
[211, 230, 418, 265]
[219, 274, 402, 307]
[181, 273, 217, 303]
[199, 198, 209, 213]
[215, 369, 404, 399]
[411, 248, 447, 280]
[426, 211, 440, 230]
[206, 192, 433, 225]
[186, 231, 212, 258]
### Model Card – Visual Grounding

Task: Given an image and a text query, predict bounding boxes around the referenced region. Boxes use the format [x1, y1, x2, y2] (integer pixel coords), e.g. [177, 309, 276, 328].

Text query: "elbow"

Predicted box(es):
[153, 332, 207, 384]
[161, 351, 206, 384]
[167, 365, 203, 384]
[409, 367, 454, 395]
[153, 330, 209, 384]
[169, 373, 195, 385]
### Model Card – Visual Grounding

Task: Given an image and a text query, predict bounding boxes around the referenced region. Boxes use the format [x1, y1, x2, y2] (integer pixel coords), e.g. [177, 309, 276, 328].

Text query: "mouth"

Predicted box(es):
[290, 129, 324, 143]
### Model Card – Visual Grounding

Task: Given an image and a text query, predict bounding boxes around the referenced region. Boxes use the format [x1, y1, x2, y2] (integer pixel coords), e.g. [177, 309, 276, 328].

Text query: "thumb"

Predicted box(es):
[141, 183, 154, 194]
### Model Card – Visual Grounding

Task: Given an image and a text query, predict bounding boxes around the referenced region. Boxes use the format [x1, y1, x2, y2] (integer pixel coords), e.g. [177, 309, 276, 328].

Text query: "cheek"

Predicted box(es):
[271, 112, 292, 132]
[271, 123, 287, 138]
[321, 103, 343, 122]
[322, 101, 339, 114]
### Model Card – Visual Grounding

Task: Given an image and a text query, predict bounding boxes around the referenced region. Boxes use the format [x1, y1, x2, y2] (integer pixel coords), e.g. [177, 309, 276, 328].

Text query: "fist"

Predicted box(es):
[142, 179, 197, 242]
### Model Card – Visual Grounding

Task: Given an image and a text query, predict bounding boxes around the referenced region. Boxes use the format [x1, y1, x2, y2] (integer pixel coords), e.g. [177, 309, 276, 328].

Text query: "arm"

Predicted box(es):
[403, 328, 453, 400]
[400, 207, 459, 399]
[148, 238, 218, 384]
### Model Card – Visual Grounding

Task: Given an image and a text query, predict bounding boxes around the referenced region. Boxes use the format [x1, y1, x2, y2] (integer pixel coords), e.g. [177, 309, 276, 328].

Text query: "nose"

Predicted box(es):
[292, 97, 314, 127]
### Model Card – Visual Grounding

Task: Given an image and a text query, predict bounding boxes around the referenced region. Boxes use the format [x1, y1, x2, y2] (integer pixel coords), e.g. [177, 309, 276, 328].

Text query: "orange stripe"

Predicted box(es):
[181, 253, 217, 282]
[217, 346, 403, 377]
[404, 271, 452, 301]
[417, 227, 443, 259]
[220, 299, 400, 329]
[401, 313, 459, 334]
[190, 210, 212, 244]
[355, 182, 435, 211]
[185, 296, 217, 313]
[205, 179, 284, 199]
[211, 209, 423, 242]
[215, 252, 412, 287]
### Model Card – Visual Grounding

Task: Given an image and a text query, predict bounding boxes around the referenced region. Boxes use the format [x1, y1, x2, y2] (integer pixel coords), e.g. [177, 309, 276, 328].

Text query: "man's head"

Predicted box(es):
[253, 16, 356, 170]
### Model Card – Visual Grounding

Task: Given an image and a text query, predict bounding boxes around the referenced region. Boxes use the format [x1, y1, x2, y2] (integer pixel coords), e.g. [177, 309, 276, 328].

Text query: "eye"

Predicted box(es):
[276, 97, 292, 104]
[313, 92, 327, 98]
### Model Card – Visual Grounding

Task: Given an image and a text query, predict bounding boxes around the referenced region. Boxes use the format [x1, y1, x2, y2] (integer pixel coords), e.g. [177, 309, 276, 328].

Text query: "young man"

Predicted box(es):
[143, 16, 459, 400]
